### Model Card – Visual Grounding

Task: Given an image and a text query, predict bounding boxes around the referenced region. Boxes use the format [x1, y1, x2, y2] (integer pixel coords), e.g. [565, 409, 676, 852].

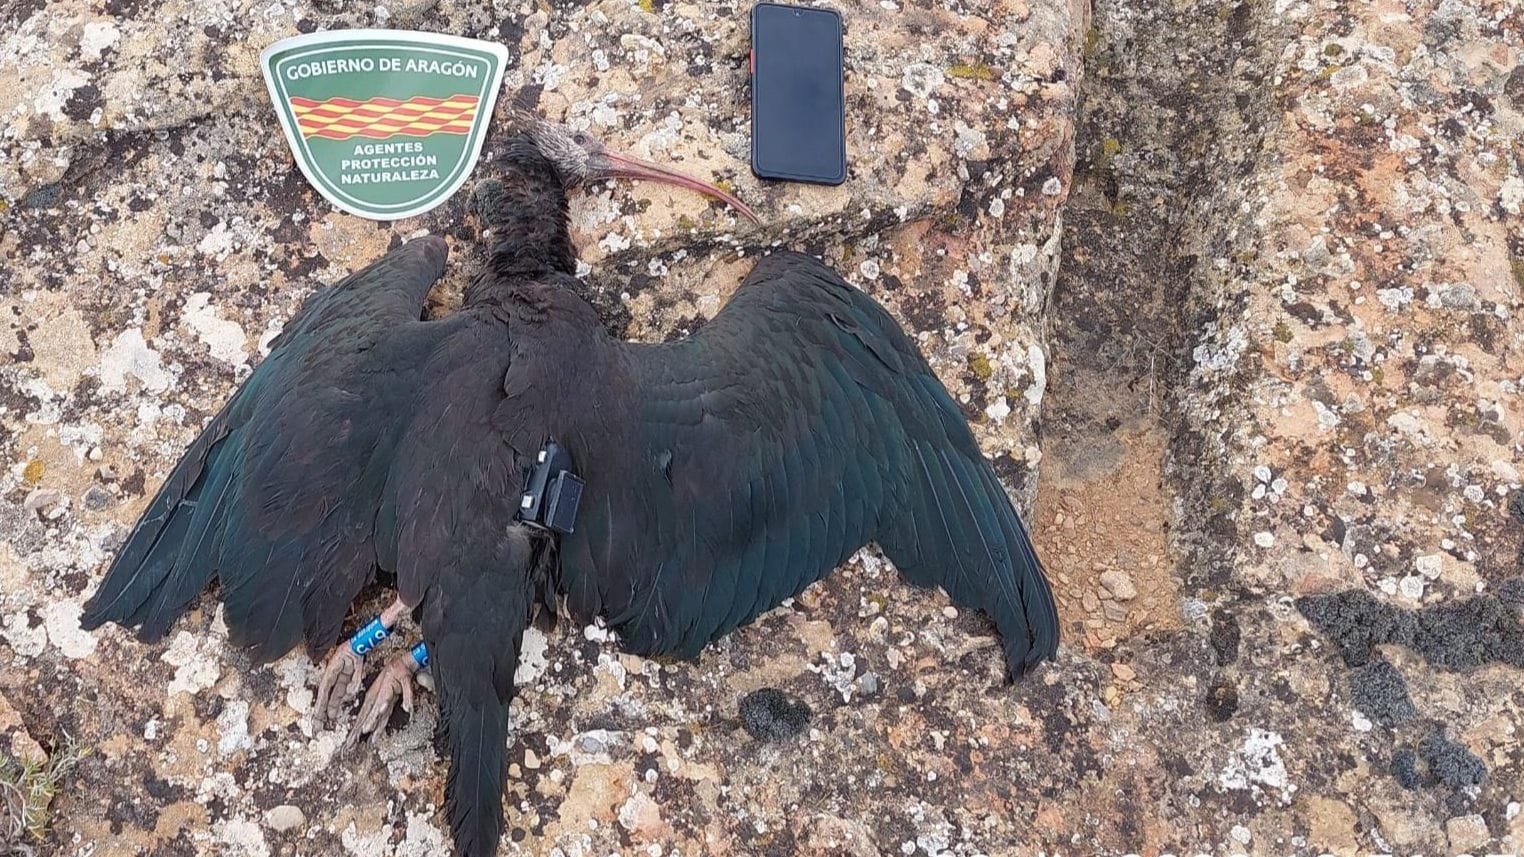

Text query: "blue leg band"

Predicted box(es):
[348, 616, 389, 656]
[410, 642, 429, 669]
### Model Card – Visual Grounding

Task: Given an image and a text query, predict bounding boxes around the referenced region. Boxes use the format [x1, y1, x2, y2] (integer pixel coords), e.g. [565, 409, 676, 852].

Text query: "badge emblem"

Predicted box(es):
[261, 30, 509, 220]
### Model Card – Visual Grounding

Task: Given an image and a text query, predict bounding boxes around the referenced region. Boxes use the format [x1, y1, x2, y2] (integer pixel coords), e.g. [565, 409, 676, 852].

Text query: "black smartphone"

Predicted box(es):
[750, 2, 846, 185]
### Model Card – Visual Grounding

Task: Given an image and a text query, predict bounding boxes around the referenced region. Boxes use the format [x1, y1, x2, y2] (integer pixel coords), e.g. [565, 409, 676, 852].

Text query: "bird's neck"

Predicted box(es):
[466, 146, 578, 308]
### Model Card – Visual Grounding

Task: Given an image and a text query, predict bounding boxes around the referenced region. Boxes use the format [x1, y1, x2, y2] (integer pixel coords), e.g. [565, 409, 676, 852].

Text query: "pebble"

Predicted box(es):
[1098, 569, 1137, 601]
[1111, 663, 1136, 681]
[1398, 575, 1425, 599]
[1081, 592, 1100, 612]
[23, 489, 63, 515]
[264, 805, 305, 832]
[1102, 601, 1128, 622]
[1444, 814, 1489, 853]
[1415, 554, 1442, 580]
[856, 672, 881, 696]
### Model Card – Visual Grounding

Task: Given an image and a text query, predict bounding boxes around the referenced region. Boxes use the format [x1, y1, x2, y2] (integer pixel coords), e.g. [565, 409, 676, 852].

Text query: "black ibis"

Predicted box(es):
[81, 115, 1058, 857]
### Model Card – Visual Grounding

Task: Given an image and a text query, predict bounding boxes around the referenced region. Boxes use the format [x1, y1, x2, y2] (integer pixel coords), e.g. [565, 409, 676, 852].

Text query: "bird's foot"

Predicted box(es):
[344, 646, 425, 750]
[313, 645, 364, 726]
[314, 598, 411, 725]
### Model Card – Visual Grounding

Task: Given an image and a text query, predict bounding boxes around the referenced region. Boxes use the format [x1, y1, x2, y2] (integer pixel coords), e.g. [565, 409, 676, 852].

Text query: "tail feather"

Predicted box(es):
[438, 697, 509, 857]
[421, 526, 544, 857]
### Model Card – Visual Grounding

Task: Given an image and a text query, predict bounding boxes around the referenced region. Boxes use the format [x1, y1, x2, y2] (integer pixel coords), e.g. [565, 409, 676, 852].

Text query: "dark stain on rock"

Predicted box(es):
[1209, 608, 1240, 665]
[1205, 676, 1238, 721]
[104, 0, 152, 17]
[106, 793, 160, 834]
[1497, 576, 1524, 604]
[1284, 300, 1321, 326]
[121, 468, 146, 498]
[1321, 513, 1346, 549]
[1348, 657, 1415, 727]
[1297, 586, 1524, 670]
[1466, 312, 1504, 354]
[1394, 726, 1487, 791]
[142, 772, 184, 802]
[60, 570, 89, 597]
[495, 18, 526, 62]
[663, 313, 709, 343]
[3, 0, 46, 26]
[897, 288, 948, 334]
[11, 329, 34, 363]
[989, 452, 1028, 494]
[156, 831, 200, 857]
[63, 84, 102, 122]
[739, 687, 811, 742]
[24, 183, 63, 210]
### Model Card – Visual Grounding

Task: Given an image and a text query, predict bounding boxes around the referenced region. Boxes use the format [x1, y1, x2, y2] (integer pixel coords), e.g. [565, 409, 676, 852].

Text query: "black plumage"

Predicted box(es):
[507, 251, 1058, 674]
[81, 120, 1058, 857]
[80, 237, 451, 661]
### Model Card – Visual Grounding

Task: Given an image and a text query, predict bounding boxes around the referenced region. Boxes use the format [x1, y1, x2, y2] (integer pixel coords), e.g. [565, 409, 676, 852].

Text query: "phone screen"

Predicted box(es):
[750, 3, 845, 185]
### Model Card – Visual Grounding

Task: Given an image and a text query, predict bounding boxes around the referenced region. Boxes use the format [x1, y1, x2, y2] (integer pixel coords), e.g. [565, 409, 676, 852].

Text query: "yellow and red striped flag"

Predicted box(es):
[289, 94, 480, 141]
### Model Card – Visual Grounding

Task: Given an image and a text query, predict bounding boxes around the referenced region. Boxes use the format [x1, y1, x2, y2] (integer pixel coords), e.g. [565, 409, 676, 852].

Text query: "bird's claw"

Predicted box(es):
[343, 654, 418, 751]
[314, 646, 364, 726]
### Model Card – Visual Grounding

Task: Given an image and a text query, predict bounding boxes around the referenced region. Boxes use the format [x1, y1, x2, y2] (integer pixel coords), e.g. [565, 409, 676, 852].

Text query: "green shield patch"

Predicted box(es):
[261, 29, 509, 221]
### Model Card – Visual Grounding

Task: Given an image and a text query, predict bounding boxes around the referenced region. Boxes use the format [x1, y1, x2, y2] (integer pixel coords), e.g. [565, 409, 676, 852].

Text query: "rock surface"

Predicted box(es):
[2, 0, 1522, 855]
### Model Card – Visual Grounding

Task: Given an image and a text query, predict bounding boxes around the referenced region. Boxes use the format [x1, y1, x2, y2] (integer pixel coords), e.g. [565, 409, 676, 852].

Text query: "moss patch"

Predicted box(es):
[947, 63, 996, 81]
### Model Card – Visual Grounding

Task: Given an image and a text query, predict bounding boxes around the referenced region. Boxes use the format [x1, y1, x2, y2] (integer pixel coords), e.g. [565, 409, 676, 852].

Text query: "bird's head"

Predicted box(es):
[510, 112, 760, 223]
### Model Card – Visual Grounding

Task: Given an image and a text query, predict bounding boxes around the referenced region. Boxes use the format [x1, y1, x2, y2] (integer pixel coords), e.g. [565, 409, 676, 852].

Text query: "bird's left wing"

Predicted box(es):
[508, 253, 1058, 677]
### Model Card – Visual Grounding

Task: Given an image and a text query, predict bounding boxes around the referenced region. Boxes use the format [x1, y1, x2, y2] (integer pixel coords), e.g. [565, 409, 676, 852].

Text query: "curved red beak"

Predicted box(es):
[591, 151, 761, 224]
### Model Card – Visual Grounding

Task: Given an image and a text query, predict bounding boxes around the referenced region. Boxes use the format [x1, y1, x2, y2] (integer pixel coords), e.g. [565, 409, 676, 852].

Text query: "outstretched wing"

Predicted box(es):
[551, 251, 1059, 676]
[81, 236, 452, 662]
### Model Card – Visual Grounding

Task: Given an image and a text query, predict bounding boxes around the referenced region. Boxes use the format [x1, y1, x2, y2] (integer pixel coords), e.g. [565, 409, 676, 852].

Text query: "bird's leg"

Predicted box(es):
[314, 597, 410, 724]
[345, 642, 429, 749]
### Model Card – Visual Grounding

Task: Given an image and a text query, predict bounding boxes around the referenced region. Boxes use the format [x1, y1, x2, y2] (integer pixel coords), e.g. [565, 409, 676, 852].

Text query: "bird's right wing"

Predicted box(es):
[81, 236, 454, 662]
[544, 252, 1059, 676]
